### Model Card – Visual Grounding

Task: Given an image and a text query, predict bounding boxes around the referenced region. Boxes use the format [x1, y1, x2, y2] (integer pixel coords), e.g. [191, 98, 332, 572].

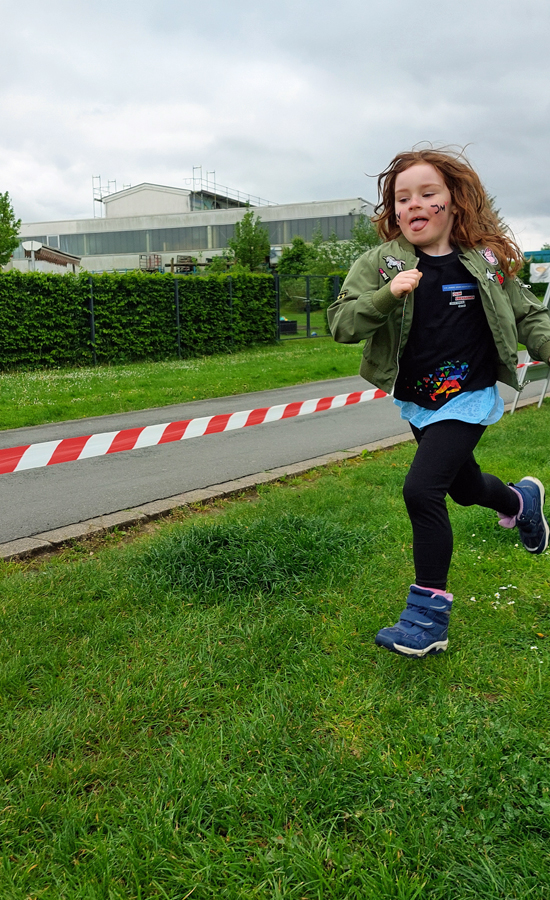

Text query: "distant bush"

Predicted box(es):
[0, 271, 276, 370]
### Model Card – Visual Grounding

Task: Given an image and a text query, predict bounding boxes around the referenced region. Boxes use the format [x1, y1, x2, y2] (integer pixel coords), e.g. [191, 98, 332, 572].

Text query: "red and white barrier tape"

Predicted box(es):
[0, 388, 388, 475]
[517, 360, 542, 369]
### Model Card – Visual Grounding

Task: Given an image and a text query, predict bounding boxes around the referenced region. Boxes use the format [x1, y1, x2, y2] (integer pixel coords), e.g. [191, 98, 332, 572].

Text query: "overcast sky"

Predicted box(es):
[3, 0, 550, 249]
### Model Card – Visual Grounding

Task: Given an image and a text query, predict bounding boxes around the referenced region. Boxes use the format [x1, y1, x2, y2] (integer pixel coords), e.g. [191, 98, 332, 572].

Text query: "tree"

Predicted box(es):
[277, 236, 316, 275]
[204, 253, 231, 273]
[227, 210, 270, 270]
[279, 214, 381, 276]
[0, 191, 21, 267]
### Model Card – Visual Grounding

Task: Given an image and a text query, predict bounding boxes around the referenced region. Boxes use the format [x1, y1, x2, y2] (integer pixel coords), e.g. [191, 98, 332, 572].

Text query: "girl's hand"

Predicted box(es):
[390, 269, 422, 298]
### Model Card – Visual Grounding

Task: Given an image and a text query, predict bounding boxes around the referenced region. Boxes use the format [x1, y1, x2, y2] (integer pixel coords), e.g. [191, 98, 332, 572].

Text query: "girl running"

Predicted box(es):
[328, 147, 550, 657]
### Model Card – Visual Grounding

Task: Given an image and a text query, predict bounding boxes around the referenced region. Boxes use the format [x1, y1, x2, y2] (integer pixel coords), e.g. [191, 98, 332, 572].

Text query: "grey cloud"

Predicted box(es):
[2, 0, 550, 249]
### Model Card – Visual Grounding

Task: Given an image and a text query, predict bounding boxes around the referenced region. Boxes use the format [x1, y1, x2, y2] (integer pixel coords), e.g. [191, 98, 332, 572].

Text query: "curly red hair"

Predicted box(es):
[373, 147, 523, 278]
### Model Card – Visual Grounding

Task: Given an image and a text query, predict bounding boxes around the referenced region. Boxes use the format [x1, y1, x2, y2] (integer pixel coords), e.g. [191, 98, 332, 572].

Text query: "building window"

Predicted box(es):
[41, 215, 360, 261]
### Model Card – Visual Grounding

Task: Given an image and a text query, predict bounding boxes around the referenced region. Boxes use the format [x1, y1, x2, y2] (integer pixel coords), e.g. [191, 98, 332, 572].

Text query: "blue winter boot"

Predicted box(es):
[375, 585, 452, 658]
[513, 477, 549, 554]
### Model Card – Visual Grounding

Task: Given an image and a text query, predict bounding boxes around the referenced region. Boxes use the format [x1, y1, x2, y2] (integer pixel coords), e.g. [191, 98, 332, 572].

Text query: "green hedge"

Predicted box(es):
[0, 271, 276, 370]
[322, 272, 347, 334]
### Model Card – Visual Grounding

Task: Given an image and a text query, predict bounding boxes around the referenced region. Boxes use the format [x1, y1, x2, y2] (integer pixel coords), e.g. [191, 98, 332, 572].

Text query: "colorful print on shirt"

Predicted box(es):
[393, 248, 498, 410]
[415, 361, 469, 402]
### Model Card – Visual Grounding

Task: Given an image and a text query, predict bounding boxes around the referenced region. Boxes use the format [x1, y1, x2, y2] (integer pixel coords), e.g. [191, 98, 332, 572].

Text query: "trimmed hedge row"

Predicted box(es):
[0, 271, 276, 370]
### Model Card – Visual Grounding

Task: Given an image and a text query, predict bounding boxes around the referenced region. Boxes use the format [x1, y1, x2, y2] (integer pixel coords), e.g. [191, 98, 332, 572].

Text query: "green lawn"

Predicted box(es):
[0, 341, 359, 431]
[1, 403, 550, 897]
[279, 307, 329, 337]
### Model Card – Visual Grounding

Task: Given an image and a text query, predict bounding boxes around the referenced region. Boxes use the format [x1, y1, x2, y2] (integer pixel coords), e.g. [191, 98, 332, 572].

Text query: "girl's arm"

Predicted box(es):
[327, 252, 419, 344]
[507, 279, 550, 363]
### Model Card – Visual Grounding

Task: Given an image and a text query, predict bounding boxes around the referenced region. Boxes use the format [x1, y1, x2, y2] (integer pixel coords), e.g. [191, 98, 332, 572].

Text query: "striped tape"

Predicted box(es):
[0, 388, 388, 475]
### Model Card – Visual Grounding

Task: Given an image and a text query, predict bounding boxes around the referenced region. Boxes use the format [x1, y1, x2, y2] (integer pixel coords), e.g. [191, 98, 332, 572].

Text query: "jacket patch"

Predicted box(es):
[337, 288, 349, 300]
[383, 255, 406, 272]
[486, 269, 496, 282]
[379, 267, 390, 282]
[496, 269, 505, 285]
[480, 247, 498, 266]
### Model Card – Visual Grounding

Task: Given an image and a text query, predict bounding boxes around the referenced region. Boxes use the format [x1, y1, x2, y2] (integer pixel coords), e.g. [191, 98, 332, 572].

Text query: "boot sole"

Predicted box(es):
[376, 637, 448, 657]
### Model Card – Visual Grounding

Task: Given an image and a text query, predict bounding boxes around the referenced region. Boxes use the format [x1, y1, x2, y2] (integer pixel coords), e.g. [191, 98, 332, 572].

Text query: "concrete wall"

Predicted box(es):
[19, 197, 374, 240]
[103, 184, 192, 218]
[6, 258, 80, 274]
[17, 196, 376, 272]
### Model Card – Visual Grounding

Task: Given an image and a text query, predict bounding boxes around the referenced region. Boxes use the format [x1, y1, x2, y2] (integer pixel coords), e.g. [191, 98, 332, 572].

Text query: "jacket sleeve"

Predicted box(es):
[327, 250, 403, 344]
[507, 279, 550, 363]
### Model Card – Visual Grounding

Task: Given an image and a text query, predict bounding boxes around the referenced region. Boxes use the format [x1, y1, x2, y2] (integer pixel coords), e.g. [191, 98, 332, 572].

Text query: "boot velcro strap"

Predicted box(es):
[400, 607, 436, 629]
[410, 593, 451, 613]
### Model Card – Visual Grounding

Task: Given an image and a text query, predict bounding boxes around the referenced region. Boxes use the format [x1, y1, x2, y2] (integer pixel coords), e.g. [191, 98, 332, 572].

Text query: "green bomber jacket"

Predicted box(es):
[327, 236, 550, 394]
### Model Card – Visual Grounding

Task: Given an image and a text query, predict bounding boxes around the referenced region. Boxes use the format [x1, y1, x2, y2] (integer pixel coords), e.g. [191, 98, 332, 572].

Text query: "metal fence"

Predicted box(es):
[274, 274, 342, 340]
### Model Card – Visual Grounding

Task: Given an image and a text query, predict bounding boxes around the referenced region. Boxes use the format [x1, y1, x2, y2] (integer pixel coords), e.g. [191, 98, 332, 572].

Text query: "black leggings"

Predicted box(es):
[403, 419, 520, 590]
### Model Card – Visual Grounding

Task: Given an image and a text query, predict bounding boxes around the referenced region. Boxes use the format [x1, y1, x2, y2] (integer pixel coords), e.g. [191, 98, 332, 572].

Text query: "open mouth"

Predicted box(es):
[409, 216, 428, 232]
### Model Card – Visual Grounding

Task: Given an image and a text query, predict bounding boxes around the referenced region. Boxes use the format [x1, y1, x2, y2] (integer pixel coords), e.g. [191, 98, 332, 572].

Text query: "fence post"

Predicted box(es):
[306, 275, 311, 338]
[174, 277, 182, 359]
[274, 273, 281, 340]
[227, 275, 234, 351]
[88, 276, 97, 366]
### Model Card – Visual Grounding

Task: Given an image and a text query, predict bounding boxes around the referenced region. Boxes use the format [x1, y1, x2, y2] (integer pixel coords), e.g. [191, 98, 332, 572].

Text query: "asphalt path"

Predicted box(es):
[0, 376, 547, 543]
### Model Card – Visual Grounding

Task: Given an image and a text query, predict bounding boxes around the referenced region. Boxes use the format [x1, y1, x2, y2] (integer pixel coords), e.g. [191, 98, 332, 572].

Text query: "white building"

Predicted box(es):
[12, 182, 375, 273]
[9, 242, 81, 274]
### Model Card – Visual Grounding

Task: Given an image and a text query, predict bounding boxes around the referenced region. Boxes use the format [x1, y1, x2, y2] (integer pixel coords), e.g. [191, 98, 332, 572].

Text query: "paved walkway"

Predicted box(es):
[0, 376, 546, 560]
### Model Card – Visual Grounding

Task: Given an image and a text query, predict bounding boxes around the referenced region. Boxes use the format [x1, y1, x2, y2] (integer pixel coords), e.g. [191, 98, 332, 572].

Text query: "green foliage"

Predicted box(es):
[278, 214, 380, 280]
[0, 271, 276, 370]
[277, 236, 316, 275]
[203, 254, 231, 274]
[228, 273, 277, 348]
[0, 192, 22, 267]
[227, 210, 271, 270]
[0, 271, 88, 368]
[308, 214, 381, 274]
[322, 272, 347, 332]
[90, 272, 177, 363]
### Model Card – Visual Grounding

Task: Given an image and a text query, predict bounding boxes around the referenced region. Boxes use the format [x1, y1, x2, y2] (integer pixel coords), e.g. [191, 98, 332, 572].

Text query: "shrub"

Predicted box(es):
[0, 271, 276, 370]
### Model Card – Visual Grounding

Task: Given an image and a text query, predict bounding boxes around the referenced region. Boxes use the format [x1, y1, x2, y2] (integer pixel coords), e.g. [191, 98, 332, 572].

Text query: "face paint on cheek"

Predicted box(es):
[396, 212, 401, 221]
[430, 203, 447, 214]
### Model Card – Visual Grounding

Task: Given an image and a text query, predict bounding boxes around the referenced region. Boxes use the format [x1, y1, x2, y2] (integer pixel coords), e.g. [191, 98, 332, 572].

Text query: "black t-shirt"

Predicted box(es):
[393, 248, 498, 409]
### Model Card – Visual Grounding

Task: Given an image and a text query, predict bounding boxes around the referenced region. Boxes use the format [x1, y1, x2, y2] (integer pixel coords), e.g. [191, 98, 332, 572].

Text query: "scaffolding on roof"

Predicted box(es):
[185, 166, 275, 210]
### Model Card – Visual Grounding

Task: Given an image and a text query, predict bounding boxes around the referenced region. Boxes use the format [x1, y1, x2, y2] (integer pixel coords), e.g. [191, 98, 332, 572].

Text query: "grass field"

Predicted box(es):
[0, 340, 359, 431]
[1, 403, 550, 898]
[279, 307, 329, 337]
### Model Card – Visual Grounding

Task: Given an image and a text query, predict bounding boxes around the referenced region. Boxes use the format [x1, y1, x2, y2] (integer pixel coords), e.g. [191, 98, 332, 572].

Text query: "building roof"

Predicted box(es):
[101, 183, 191, 204]
[24, 245, 81, 266]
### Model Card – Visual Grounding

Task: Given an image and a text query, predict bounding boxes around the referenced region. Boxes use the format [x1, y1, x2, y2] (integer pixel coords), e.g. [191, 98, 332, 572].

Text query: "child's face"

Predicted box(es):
[394, 162, 456, 255]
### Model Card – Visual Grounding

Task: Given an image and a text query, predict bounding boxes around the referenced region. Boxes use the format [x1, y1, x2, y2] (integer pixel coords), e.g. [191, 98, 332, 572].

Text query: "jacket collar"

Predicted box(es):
[394, 235, 417, 258]
[394, 236, 495, 275]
